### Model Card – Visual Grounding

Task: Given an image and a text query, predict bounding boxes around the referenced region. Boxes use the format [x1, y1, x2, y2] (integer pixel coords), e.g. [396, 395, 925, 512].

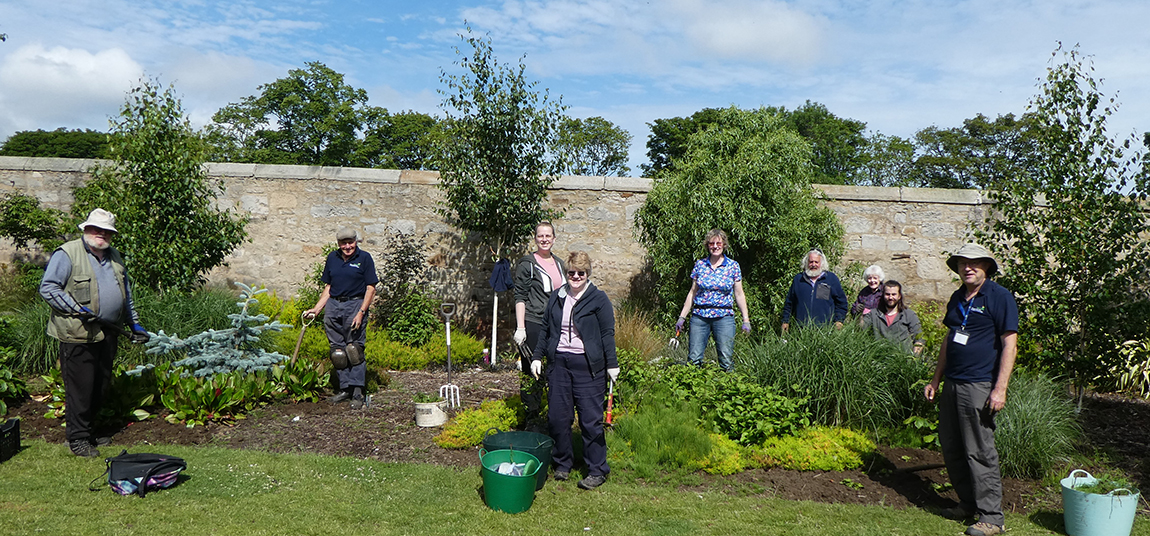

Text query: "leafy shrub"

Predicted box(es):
[366, 334, 433, 371]
[271, 356, 331, 403]
[698, 433, 747, 475]
[422, 329, 484, 366]
[0, 346, 29, 415]
[656, 364, 809, 445]
[385, 290, 440, 347]
[996, 369, 1081, 479]
[739, 326, 932, 431]
[153, 363, 277, 427]
[1095, 339, 1150, 398]
[0, 261, 44, 315]
[750, 427, 876, 472]
[0, 192, 67, 251]
[913, 300, 947, 359]
[609, 396, 713, 479]
[434, 396, 524, 449]
[41, 364, 157, 424]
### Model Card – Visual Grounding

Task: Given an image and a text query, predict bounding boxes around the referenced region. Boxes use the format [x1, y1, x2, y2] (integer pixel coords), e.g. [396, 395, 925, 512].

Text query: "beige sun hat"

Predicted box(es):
[947, 243, 998, 277]
[77, 208, 117, 233]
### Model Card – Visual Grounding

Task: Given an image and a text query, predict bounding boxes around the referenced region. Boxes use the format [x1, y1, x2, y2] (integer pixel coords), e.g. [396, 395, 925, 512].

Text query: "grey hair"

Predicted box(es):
[863, 264, 885, 281]
[803, 249, 828, 272]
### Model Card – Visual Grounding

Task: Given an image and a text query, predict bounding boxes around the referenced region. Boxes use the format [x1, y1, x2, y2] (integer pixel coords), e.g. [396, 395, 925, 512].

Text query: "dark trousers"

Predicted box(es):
[938, 381, 1005, 526]
[547, 351, 609, 477]
[324, 298, 367, 389]
[60, 330, 118, 442]
[521, 321, 546, 420]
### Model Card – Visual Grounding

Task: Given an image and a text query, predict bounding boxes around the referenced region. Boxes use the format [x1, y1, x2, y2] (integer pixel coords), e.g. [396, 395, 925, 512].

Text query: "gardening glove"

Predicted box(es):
[513, 327, 527, 345]
[607, 367, 620, 383]
[675, 317, 686, 332]
[742, 321, 751, 334]
[515, 358, 523, 371]
[530, 359, 543, 379]
[128, 322, 150, 344]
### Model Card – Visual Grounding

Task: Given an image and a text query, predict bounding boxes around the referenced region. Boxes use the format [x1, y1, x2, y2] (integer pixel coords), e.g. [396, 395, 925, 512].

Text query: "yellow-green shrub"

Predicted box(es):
[423, 330, 485, 365]
[273, 325, 331, 364]
[750, 427, 876, 471]
[434, 396, 525, 449]
[699, 433, 746, 475]
[366, 335, 432, 371]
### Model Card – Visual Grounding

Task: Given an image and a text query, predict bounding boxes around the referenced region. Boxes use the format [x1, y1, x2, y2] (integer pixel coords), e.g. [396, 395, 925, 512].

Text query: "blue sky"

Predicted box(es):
[1, 0, 1148, 173]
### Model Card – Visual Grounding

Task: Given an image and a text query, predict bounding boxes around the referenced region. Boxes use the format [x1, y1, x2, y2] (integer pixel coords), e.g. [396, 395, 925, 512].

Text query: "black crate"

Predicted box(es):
[0, 418, 19, 462]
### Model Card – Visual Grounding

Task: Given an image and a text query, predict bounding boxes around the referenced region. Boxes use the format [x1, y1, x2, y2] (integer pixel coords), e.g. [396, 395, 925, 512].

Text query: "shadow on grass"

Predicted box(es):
[1028, 510, 1066, 534]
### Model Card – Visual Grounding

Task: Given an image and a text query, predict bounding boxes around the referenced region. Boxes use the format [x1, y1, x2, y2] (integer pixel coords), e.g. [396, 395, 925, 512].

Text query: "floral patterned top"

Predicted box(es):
[690, 256, 742, 318]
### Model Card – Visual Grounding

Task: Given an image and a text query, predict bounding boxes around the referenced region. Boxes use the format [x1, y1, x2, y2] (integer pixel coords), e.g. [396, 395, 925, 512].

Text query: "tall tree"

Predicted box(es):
[910, 113, 1041, 189]
[72, 79, 248, 292]
[435, 32, 566, 361]
[0, 128, 110, 159]
[642, 108, 723, 177]
[975, 45, 1150, 390]
[635, 106, 844, 326]
[851, 132, 916, 187]
[359, 110, 440, 170]
[556, 116, 631, 176]
[205, 62, 386, 166]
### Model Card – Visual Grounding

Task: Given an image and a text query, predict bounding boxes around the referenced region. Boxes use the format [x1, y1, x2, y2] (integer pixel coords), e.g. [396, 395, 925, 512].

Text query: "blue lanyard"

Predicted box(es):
[958, 297, 975, 331]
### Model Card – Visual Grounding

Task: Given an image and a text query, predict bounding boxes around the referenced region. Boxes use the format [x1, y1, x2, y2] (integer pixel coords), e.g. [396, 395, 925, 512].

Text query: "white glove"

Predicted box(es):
[513, 328, 527, 345]
[530, 360, 543, 379]
[515, 358, 523, 371]
[607, 367, 620, 382]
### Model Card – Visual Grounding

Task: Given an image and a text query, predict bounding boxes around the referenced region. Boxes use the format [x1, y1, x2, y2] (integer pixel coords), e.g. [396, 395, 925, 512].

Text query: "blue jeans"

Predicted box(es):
[688, 314, 735, 371]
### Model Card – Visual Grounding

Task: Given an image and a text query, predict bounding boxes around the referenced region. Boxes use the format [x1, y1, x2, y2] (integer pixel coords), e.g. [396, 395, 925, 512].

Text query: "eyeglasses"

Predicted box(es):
[567, 271, 587, 278]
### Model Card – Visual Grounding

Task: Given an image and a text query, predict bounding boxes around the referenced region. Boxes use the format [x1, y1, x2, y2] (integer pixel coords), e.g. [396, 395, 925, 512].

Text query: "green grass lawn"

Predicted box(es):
[1, 441, 1146, 536]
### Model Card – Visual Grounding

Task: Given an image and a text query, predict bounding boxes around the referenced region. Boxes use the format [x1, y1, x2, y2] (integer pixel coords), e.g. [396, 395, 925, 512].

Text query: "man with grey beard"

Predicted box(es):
[40, 208, 146, 457]
[781, 248, 848, 333]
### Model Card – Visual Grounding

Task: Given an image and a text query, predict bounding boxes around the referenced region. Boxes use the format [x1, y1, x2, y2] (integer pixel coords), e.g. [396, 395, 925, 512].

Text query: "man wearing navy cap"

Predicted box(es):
[305, 227, 378, 410]
[924, 243, 1018, 536]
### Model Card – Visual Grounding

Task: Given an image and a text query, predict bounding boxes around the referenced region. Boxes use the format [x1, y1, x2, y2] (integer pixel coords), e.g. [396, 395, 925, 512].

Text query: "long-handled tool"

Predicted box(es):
[439, 303, 461, 408]
[605, 379, 615, 426]
[292, 312, 317, 364]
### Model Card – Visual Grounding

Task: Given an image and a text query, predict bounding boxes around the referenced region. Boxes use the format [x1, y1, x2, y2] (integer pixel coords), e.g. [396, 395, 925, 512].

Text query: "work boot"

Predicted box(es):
[552, 470, 569, 482]
[965, 522, 1004, 536]
[329, 389, 351, 404]
[577, 474, 606, 490]
[92, 436, 113, 446]
[69, 440, 100, 458]
[350, 387, 364, 410]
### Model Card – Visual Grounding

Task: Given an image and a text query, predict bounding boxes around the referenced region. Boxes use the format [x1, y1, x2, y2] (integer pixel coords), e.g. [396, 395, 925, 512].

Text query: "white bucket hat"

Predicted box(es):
[77, 208, 117, 233]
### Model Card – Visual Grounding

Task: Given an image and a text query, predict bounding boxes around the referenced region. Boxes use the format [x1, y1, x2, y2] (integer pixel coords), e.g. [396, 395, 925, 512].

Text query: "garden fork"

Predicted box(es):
[439, 303, 461, 408]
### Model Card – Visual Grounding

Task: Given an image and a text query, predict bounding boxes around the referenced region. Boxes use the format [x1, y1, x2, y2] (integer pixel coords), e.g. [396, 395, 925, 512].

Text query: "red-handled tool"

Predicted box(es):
[605, 380, 615, 425]
[668, 325, 682, 349]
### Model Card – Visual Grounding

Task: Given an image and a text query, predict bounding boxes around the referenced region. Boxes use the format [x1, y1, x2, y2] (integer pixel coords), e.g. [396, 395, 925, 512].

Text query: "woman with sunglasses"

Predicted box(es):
[675, 229, 750, 372]
[529, 251, 618, 490]
[513, 221, 566, 427]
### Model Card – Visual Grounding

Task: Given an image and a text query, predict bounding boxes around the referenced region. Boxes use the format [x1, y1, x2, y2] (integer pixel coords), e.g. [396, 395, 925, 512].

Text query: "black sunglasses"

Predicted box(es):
[567, 270, 587, 277]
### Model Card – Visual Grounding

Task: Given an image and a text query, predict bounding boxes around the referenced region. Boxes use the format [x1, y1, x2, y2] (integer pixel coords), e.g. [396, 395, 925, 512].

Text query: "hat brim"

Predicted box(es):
[947, 255, 998, 277]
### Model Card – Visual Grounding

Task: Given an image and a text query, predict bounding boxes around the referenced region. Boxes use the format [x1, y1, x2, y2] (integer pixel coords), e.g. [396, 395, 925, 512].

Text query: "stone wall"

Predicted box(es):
[0, 157, 988, 321]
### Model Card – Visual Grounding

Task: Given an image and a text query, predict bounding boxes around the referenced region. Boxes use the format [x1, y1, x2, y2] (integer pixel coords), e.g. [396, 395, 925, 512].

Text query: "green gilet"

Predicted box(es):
[45, 239, 128, 343]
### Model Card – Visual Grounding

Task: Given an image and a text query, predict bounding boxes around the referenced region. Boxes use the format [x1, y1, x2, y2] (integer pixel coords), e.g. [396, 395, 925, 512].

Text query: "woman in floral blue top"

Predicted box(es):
[675, 229, 751, 371]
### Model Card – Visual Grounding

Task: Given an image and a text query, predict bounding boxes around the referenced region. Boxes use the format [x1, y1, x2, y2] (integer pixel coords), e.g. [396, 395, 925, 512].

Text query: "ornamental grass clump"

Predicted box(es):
[738, 326, 931, 431]
[146, 283, 290, 377]
[609, 396, 713, 478]
[995, 369, 1080, 479]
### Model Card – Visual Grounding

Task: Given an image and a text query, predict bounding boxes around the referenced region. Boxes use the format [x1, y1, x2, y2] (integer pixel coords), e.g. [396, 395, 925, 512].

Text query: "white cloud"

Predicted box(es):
[0, 44, 143, 134]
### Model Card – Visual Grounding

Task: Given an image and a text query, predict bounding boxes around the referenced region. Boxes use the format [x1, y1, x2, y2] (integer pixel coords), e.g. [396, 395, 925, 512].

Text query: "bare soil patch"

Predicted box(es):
[10, 369, 1149, 515]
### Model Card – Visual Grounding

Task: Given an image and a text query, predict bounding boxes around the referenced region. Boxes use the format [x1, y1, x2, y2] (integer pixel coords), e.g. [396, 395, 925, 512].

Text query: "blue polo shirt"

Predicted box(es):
[321, 248, 379, 298]
[942, 279, 1018, 383]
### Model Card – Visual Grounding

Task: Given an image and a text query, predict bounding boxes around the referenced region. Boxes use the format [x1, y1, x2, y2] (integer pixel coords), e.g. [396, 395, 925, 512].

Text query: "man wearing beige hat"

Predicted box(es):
[304, 227, 378, 410]
[40, 208, 148, 457]
[924, 243, 1018, 536]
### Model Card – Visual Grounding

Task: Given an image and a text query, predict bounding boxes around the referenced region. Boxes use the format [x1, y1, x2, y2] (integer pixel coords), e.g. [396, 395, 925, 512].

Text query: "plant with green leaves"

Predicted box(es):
[153, 363, 276, 427]
[434, 395, 524, 448]
[71, 78, 248, 292]
[270, 357, 329, 403]
[435, 31, 566, 359]
[634, 106, 845, 327]
[0, 346, 28, 416]
[749, 427, 876, 472]
[975, 44, 1150, 387]
[0, 192, 67, 251]
[145, 282, 290, 377]
[555, 115, 631, 177]
[738, 326, 933, 431]
[1097, 339, 1150, 398]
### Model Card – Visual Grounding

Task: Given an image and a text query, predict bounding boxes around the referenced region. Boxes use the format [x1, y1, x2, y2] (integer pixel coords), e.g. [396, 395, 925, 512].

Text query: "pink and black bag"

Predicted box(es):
[90, 450, 186, 497]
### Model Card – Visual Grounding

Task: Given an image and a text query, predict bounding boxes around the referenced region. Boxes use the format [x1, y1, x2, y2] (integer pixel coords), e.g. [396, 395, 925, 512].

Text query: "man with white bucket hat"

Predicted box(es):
[39, 208, 148, 457]
[924, 243, 1018, 536]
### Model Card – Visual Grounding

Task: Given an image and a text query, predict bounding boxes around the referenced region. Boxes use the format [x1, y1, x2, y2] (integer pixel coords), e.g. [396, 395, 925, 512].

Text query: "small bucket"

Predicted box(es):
[482, 428, 554, 491]
[479, 448, 540, 514]
[1061, 469, 1140, 536]
[415, 401, 448, 427]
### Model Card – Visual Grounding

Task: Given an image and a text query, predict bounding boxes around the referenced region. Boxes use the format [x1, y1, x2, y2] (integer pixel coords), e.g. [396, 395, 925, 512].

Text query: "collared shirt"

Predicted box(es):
[690, 256, 742, 318]
[942, 279, 1019, 383]
[321, 248, 379, 298]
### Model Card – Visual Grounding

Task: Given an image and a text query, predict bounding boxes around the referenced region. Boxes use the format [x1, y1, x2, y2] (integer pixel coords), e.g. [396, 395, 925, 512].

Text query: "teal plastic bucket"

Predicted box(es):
[1061, 470, 1140, 536]
[482, 428, 554, 491]
[479, 448, 540, 514]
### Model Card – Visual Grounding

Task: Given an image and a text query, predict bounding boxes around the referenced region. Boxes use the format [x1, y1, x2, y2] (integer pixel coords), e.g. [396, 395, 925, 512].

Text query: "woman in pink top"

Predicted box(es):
[513, 222, 566, 426]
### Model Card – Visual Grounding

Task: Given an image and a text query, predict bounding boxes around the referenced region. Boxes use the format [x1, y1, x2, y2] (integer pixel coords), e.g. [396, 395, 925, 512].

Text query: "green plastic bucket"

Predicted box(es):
[482, 428, 554, 491]
[1061, 470, 1140, 536]
[479, 448, 540, 514]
